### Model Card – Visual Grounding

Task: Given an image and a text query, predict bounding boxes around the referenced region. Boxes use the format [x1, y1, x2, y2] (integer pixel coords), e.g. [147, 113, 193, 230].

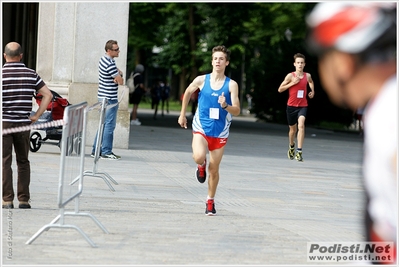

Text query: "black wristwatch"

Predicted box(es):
[222, 104, 228, 109]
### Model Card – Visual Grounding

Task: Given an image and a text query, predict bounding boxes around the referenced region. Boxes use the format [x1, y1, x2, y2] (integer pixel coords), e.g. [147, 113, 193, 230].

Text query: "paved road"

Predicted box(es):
[2, 108, 365, 266]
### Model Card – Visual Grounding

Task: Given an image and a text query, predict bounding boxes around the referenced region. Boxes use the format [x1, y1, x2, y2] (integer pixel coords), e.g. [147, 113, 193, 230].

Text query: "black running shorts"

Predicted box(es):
[286, 106, 307, 126]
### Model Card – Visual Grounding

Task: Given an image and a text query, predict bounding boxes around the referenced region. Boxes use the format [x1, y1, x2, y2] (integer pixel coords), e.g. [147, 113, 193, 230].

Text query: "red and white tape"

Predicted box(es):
[2, 119, 64, 135]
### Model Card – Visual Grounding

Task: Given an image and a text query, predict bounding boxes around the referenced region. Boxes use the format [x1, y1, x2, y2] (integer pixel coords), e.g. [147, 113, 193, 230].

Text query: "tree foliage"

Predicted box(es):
[127, 2, 354, 126]
[127, 3, 167, 73]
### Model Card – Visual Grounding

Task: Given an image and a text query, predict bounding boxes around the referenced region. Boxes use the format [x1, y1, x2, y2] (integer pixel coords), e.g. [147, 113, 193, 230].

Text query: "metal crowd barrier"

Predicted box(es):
[26, 101, 109, 248]
[70, 98, 118, 191]
[75, 87, 127, 191]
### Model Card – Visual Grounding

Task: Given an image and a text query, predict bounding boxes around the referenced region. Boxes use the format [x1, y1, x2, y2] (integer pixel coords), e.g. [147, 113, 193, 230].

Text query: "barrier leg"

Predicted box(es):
[26, 223, 98, 248]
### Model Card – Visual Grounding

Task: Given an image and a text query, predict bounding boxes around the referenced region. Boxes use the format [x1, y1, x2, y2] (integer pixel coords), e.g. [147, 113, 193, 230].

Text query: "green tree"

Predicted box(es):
[156, 3, 252, 96]
[127, 3, 167, 73]
[154, 3, 203, 96]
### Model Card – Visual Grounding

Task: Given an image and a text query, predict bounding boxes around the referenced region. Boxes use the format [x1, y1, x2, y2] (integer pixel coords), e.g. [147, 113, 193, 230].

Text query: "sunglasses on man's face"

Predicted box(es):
[111, 47, 120, 52]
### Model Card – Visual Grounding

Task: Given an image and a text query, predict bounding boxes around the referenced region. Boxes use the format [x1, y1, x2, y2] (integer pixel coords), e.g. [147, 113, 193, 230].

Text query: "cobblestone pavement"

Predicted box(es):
[2, 108, 366, 266]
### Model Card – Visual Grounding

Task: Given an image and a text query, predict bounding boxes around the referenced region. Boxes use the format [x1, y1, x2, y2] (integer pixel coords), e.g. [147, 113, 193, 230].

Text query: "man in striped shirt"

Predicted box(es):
[2, 42, 53, 209]
[91, 40, 124, 160]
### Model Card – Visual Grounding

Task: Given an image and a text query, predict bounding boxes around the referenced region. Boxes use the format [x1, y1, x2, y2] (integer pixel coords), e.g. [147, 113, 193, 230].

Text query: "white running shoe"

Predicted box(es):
[130, 119, 141, 126]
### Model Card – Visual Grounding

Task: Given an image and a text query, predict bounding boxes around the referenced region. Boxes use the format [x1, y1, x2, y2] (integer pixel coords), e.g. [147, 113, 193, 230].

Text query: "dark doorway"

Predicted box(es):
[2, 2, 39, 69]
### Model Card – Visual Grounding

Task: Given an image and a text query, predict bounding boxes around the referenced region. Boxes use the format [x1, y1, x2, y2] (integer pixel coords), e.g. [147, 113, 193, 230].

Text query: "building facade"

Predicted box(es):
[3, 2, 131, 148]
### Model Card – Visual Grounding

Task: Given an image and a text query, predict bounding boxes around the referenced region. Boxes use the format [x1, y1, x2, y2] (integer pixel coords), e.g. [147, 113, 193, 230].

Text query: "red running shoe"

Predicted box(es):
[205, 199, 216, 216]
[195, 159, 206, 183]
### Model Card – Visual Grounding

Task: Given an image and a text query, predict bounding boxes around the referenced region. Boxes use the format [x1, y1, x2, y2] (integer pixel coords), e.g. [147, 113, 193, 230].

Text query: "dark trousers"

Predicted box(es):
[161, 98, 169, 115]
[2, 122, 31, 202]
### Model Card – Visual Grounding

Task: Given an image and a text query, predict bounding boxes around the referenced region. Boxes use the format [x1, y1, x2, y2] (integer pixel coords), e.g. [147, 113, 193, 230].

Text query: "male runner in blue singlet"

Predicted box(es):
[178, 45, 240, 215]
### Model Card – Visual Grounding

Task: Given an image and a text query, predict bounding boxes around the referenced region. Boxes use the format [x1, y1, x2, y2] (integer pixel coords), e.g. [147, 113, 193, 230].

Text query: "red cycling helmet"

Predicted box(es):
[306, 2, 396, 62]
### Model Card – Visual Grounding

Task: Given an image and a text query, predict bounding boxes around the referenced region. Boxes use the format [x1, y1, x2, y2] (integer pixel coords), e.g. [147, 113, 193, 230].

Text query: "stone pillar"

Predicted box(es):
[36, 2, 130, 149]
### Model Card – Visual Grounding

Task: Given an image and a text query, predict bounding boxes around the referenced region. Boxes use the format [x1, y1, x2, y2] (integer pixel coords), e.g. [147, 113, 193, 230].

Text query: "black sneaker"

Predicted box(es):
[100, 153, 121, 160]
[287, 143, 295, 160]
[295, 151, 303, 162]
[2, 201, 14, 209]
[19, 202, 31, 209]
[195, 159, 207, 183]
[90, 152, 95, 158]
[205, 199, 216, 216]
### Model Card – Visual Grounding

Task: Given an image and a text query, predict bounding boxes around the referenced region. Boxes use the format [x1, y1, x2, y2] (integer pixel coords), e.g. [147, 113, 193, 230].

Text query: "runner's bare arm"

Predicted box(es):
[278, 73, 295, 93]
[178, 75, 205, 128]
[219, 80, 240, 116]
[307, 73, 315, 98]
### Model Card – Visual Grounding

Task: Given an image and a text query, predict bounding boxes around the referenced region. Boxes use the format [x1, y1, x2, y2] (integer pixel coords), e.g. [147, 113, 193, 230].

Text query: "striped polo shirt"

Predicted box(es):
[97, 54, 119, 100]
[2, 62, 46, 123]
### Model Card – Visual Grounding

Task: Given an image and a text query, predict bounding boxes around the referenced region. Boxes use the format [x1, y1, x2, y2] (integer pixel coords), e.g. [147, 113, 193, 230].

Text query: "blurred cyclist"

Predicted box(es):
[306, 2, 397, 264]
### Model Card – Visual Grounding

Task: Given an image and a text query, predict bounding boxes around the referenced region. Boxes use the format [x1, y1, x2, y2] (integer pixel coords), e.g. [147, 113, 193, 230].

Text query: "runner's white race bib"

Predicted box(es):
[209, 108, 219, 119]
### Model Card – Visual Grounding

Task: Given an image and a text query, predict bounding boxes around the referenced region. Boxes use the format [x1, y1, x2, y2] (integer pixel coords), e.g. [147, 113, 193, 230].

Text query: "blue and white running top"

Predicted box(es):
[192, 74, 233, 138]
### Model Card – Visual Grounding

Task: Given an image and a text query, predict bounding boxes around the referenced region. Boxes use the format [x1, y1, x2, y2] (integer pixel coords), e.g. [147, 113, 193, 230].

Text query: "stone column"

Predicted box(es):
[36, 2, 130, 149]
